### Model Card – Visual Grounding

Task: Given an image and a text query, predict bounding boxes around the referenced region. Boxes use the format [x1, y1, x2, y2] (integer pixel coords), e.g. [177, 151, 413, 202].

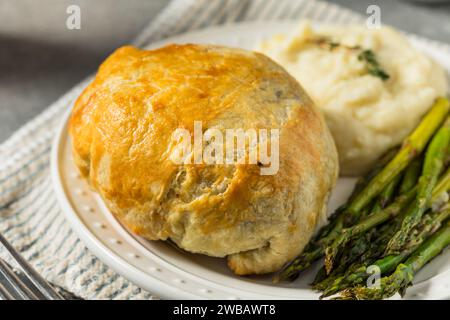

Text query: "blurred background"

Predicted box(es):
[1, 0, 450, 142]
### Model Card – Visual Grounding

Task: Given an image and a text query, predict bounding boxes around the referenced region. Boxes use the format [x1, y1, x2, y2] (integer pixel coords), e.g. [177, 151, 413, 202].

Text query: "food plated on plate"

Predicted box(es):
[69, 44, 338, 275]
[67, 21, 450, 299]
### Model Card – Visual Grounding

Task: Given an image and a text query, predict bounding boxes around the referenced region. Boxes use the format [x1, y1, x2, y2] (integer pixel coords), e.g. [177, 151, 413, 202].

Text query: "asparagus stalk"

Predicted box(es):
[324, 188, 417, 273]
[279, 190, 407, 281]
[314, 263, 361, 292]
[314, 236, 380, 292]
[336, 231, 374, 269]
[346, 98, 450, 217]
[314, 222, 389, 289]
[371, 175, 402, 213]
[312, 266, 328, 287]
[315, 218, 399, 290]
[273, 245, 323, 282]
[313, 228, 376, 288]
[281, 185, 417, 281]
[321, 206, 450, 297]
[434, 167, 450, 197]
[431, 166, 450, 210]
[399, 157, 422, 194]
[353, 147, 400, 198]
[318, 205, 424, 295]
[386, 116, 450, 254]
[339, 218, 450, 300]
[326, 158, 450, 274]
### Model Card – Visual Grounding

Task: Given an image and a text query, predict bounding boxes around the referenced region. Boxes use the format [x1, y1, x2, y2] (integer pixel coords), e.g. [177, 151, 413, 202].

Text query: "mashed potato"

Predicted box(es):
[257, 22, 449, 175]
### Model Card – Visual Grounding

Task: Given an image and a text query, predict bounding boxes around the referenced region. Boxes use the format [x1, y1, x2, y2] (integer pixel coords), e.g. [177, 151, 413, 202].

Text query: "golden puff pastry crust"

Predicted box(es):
[69, 44, 338, 275]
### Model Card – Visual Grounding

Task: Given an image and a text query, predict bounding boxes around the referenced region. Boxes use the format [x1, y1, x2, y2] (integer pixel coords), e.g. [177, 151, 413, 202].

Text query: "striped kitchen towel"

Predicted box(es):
[0, 0, 447, 300]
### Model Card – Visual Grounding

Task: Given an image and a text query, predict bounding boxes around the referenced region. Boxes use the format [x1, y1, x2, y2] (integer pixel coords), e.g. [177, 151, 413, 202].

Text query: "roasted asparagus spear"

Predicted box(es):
[386, 116, 450, 254]
[321, 206, 450, 297]
[339, 217, 450, 300]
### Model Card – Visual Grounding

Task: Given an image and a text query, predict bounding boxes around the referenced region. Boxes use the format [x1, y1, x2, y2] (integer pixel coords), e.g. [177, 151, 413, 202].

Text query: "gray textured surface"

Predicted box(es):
[1, 0, 450, 143]
[0, 0, 169, 143]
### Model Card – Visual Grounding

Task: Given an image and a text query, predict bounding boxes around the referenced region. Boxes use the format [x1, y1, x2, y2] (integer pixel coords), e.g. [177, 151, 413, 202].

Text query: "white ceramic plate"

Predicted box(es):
[51, 21, 450, 299]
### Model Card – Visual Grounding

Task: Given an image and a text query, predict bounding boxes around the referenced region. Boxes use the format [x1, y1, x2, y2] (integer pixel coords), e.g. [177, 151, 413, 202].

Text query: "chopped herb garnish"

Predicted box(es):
[310, 37, 390, 81]
[358, 49, 390, 81]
